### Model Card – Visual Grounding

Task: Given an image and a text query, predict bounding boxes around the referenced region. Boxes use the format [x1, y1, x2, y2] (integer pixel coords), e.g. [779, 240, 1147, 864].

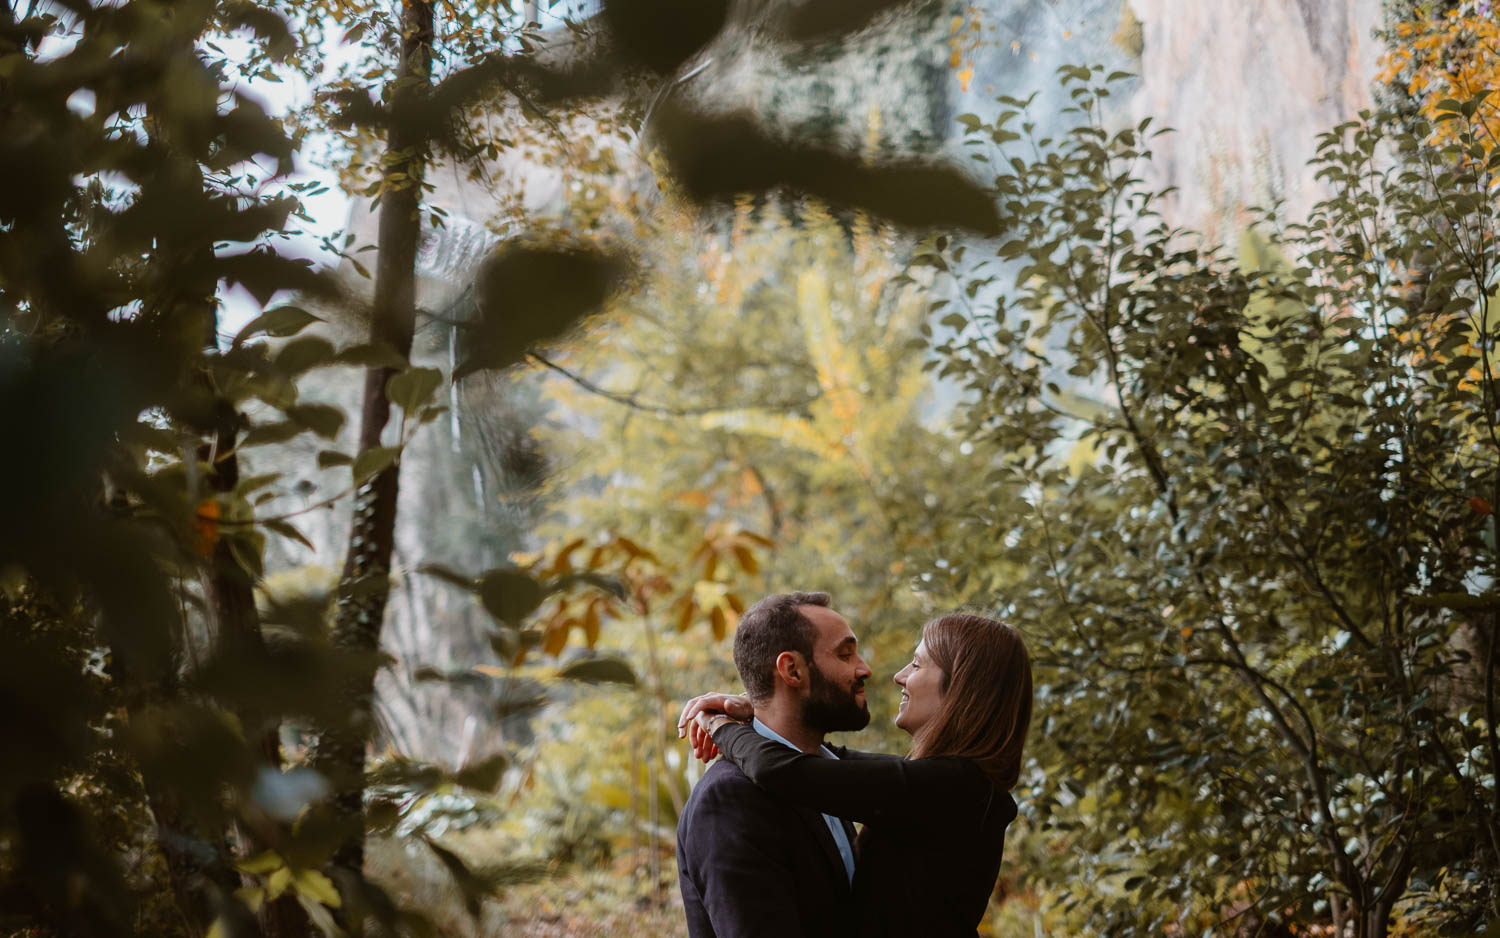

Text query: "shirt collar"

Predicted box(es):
[751, 717, 837, 759]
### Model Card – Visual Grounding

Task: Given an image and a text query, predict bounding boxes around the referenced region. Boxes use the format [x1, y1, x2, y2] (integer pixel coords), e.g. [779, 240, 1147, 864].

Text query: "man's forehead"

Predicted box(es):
[800, 605, 855, 646]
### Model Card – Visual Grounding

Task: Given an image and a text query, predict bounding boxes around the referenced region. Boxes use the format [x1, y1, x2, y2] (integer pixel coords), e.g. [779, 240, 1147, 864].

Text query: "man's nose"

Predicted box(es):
[856, 657, 872, 679]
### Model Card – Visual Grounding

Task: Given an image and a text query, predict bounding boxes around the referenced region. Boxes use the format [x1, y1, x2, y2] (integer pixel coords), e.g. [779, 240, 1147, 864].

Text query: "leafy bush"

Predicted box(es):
[925, 66, 1500, 938]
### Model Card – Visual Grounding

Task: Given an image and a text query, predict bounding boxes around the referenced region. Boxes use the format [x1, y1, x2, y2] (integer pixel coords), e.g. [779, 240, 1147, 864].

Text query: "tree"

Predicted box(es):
[922, 66, 1497, 937]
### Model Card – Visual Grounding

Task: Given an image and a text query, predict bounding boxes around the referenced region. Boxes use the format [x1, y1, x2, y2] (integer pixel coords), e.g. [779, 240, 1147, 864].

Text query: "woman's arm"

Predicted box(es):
[709, 721, 990, 830]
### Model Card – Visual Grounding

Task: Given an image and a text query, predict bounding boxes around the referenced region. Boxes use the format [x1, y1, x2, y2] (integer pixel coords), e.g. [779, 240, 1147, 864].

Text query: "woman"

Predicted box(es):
[679, 612, 1033, 938]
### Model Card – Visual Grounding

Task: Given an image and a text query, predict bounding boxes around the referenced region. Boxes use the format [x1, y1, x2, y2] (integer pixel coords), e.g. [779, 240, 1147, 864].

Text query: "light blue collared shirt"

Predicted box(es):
[751, 718, 856, 883]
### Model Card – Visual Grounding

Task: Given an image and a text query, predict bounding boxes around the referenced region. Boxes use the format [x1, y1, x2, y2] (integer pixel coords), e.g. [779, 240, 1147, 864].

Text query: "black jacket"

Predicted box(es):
[676, 757, 858, 938]
[712, 722, 1017, 938]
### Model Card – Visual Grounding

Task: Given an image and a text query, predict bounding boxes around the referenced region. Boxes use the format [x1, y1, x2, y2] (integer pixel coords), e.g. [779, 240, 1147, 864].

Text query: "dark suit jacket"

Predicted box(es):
[712, 723, 1018, 938]
[676, 758, 857, 938]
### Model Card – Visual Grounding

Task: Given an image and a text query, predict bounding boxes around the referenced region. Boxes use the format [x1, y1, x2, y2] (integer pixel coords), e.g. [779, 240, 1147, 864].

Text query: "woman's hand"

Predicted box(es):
[677, 692, 752, 764]
[676, 692, 753, 738]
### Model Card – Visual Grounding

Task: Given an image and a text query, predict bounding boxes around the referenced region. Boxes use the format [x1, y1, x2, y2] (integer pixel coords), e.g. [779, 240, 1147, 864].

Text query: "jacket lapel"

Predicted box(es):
[792, 804, 851, 891]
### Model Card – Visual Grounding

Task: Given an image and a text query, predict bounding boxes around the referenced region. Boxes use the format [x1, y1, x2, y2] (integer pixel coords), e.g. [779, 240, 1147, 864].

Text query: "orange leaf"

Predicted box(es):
[731, 545, 759, 575]
[192, 499, 221, 557]
[544, 622, 571, 657]
[551, 538, 587, 575]
[584, 602, 601, 647]
[1470, 496, 1493, 515]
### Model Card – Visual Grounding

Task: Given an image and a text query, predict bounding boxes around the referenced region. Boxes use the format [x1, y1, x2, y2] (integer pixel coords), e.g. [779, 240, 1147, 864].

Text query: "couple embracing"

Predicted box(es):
[674, 591, 1033, 938]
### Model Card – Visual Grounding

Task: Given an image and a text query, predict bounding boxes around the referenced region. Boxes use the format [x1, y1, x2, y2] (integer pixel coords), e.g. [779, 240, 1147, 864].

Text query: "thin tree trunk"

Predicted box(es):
[315, 0, 435, 880]
[202, 408, 311, 938]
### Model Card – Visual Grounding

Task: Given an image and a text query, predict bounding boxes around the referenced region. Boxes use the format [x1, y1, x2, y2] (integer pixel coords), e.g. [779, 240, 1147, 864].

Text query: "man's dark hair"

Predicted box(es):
[733, 591, 831, 702]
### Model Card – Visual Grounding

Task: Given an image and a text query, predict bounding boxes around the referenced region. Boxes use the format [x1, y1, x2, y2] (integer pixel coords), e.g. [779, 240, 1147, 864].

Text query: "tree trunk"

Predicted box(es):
[315, 0, 435, 880]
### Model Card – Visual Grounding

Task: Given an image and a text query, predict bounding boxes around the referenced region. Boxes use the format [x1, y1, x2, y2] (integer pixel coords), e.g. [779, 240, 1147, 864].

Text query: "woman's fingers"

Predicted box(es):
[676, 692, 741, 737]
[722, 695, 753, 721]
[687, 720, 718, 763]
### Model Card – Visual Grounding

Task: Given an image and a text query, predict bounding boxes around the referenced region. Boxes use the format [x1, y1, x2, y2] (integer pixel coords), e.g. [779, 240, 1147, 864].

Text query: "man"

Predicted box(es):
[675, 591, 873, 938]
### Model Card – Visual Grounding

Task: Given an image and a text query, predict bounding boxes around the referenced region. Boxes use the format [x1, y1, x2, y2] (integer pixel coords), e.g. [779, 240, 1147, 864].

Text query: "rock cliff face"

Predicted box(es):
[1120, 0, 1383, 240]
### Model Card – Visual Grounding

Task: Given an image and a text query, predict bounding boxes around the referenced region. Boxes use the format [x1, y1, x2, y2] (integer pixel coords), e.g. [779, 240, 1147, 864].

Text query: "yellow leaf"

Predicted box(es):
[958, 66, 974, 92]
[235, 850, 284, 875]
[267, 866, 292, 900]
[206, 919, 228, 938]
[234, 886, 266, 914]
[293, 869, 342, 908]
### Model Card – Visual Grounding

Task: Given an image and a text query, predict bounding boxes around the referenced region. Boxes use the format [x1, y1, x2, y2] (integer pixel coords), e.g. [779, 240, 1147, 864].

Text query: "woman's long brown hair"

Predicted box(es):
[908, 613, 1033, 791]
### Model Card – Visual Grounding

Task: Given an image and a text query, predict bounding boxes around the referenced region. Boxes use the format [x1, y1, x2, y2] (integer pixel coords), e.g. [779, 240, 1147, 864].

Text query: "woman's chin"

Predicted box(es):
[893, 713, 911, 735]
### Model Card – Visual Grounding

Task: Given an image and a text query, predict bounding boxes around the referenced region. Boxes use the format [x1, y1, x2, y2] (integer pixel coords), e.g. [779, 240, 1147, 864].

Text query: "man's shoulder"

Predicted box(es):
[680, 759, 786, 831]
[687, 759, 764, 803]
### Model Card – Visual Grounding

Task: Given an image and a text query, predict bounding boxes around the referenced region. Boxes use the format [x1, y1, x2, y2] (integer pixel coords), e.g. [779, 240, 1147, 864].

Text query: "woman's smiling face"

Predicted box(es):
[893, 639, 944, 735]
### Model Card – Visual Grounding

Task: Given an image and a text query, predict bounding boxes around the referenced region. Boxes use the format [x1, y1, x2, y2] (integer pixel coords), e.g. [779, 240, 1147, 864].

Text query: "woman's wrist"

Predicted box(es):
[699, 712, 738, 737]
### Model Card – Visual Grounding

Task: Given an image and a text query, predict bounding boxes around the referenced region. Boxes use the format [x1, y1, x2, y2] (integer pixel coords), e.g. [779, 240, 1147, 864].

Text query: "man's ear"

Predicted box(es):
[774, 650, 808, 690]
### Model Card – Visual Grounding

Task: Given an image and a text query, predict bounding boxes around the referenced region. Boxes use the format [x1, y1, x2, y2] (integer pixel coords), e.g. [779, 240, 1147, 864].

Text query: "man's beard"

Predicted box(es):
[803, 663, 870, 733]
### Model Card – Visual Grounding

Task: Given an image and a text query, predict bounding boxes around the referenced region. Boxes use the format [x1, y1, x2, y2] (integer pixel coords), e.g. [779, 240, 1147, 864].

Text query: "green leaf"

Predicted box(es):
[317, 450, 352, 469]
[453, 752, 509, 793]
[238, 473, 281, 496]
[334, 343, 409, 370]
[274, 336, 337, 375]
[286, 403, 345, 439]
[557, 656, 637, 686]
[263, 518, 315, 551]
[418, 563, 477, 591]
[352, 446, 401, 483]
[454, 246, 628, 380]
[652, 101, 1004, 237]
[544, 571, 628, 600]
[234, 306, 322, 347]
[387, 367, 444, 413]
[241, 421, 303, 447]
[477, 568, 544, 626]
